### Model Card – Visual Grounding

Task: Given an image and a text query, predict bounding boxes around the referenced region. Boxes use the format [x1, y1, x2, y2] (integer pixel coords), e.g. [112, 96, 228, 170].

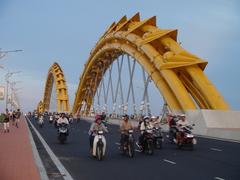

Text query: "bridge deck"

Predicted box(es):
[29, 117, 240, 180]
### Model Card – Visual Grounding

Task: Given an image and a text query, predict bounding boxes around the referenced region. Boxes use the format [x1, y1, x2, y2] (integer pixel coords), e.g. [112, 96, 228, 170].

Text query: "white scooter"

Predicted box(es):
[38, 116, 44, 128]
[49, 115, 53, 124]
[92, 130, 107, 161]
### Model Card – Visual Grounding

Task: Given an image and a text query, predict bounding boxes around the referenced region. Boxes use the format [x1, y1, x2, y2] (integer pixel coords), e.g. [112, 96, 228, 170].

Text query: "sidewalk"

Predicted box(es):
[0, 118, 41, 180]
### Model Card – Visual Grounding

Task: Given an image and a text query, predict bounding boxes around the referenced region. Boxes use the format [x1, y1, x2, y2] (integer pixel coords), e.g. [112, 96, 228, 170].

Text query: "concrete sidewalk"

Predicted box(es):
[0, 118, 41, 180]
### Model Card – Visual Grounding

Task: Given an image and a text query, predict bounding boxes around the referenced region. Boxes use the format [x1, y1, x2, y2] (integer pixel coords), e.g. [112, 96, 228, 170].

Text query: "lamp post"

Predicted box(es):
[0, 49, 23, 60]
[10, 82, 22, 110]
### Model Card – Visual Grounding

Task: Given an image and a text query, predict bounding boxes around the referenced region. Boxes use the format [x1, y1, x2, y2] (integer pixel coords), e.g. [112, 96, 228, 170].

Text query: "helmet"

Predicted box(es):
[180, 114, 186, 117]
[143, 115, 150, 120]
[122, 114, 129, 119]
[151, 115, 157, 119]
[95, 114, 102, 121]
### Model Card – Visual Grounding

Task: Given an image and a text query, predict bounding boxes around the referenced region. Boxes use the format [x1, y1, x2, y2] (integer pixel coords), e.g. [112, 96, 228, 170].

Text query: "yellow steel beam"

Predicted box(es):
[73, 13, 229, 115]
[41, 62, 70, 113]
[37, 101, 44, 113]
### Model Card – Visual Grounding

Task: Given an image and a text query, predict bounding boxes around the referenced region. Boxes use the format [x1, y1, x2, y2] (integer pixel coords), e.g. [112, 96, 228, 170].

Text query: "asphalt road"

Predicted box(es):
[29, 117, 240, 180]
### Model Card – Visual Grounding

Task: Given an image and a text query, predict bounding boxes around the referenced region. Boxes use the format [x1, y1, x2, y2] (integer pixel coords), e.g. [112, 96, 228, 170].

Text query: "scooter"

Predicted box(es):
[49, 115, 53, 124]
[34, 114, 38, 121]
[120, 129, 135, 158]
[153, 126, 163, 149]
[38, 117, 44, 128]
[58, 123, 69, 144]
[174, 124, 197, 150]
[92, 130, 106, 161]
[142, 128, 154, 155]
[69, 117, 73, 124]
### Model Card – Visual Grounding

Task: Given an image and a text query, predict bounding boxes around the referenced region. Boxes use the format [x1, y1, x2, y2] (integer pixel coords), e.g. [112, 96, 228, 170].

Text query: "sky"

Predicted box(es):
[0, 0, 239, 112]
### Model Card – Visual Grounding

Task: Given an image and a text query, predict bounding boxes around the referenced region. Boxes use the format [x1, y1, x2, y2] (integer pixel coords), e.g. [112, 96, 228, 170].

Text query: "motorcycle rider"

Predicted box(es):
[57, 113, 69, 125]
[57, 113, 69, 135]
[39, 114, 44, 122]
[150, 115, 160, 127]
[175, 114, 190, 143]
[88, 115, 108, 153]
[120, 114, 133, 149]
[176, 114, 189, 127]
[137, 116, 154, 149]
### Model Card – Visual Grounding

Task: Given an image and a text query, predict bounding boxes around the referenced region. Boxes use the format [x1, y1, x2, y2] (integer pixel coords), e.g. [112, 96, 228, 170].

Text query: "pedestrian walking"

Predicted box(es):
[15, 109, 21, 128]
[9, 110, 15, 126]
[3, 112, 10, 133]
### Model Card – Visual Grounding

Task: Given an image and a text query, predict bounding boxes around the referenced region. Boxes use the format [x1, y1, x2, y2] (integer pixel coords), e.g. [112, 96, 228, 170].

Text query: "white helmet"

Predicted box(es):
[151, 115, 157, 119]
[180, 114, 186, 117]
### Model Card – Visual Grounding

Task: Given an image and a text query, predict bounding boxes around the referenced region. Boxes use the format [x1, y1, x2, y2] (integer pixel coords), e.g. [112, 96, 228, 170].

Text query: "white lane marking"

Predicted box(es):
[214, 177, 225, 180]
[210, 148, 223, 152]
[163, 159, 176, 165]
[115, 142, 120, 145]
[135, 149, 142, 152]
[26, 116, 74, 180]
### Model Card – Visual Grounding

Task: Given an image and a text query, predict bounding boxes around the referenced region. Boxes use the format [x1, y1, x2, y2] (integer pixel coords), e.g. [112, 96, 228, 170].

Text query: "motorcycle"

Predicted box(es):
[58, 123, 69, 144]
[49, 115, 53, 124]
[174, 124, 197, 150]
[34, 114, 38, 121]
[120, 129, 135, 158]
[142, 128, 154, 155]
[153, 126, 163, 149]
[69, 117, 73, 124]
[166, 116, 179, 143]
[168, 125, 178, 143]
[92, 130, 106, 161]
[38, 117, 44, 128]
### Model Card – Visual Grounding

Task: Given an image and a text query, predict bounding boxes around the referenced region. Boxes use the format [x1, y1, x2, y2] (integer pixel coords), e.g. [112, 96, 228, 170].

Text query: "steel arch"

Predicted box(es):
[37, 101, 44, 113]
[72, 13, 229, 114]
[42, 62, 70, 112]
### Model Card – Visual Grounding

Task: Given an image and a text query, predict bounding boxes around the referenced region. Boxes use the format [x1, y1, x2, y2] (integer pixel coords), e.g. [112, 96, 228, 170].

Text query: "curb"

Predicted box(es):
[24, 117, 49, 180]
[26, 116, 74, 180]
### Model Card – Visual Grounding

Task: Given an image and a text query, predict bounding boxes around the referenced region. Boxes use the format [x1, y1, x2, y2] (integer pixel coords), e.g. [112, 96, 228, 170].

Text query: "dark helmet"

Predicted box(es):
[122, 114, 129, 120]
[143, 115, 150, 120]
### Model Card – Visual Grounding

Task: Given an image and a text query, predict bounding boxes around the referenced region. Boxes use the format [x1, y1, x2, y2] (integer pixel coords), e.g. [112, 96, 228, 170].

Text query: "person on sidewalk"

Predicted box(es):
[3, 112, 10, 133]
[15, 109, 21, 128]
[9, 110, 16, 126]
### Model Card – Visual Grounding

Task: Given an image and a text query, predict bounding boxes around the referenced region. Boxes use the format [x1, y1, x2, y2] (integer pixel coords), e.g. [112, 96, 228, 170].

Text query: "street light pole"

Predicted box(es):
[0, 49, 23, 60]
[5, 71, 21, 111]
[10, 82, 22, 110]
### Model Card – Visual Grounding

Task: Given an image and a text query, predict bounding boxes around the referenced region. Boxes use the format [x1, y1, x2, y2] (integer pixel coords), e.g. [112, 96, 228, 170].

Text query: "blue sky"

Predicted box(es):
[0, 0, 239, 112]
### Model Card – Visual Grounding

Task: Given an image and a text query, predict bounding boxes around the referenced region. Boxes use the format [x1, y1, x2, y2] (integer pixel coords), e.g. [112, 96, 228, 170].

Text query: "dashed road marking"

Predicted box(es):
[135, 149, 142, 152]
[210, 148, 223, 152]
[163, 159, 176, 165]
[115, 142, 120, 145]
[214, 177, 225, 180]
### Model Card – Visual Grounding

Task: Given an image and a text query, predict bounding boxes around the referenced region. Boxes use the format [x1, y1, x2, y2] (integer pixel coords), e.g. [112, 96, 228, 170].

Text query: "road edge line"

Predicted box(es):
[26, 116, 74, 180]
[24, 116, 49, 180]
